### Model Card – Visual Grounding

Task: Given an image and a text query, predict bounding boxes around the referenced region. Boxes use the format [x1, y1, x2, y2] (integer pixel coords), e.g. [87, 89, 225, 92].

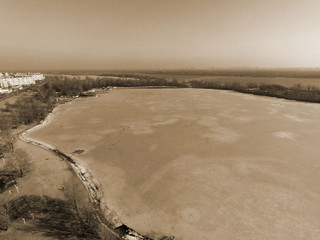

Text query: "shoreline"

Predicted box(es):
[18, 102, 150, 240]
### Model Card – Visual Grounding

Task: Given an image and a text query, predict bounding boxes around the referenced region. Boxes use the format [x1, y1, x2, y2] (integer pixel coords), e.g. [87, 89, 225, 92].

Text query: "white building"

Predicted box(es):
[0, 88, 11, 93]
[0, 72, 45, 92]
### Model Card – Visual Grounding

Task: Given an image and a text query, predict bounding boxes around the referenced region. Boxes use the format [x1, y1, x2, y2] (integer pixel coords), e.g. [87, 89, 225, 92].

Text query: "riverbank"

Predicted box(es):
[0, 126, 84, 239]
[18, 102, 152, 240]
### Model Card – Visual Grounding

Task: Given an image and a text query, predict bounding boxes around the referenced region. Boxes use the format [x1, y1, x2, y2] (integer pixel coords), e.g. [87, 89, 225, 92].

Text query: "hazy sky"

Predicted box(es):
[1, 0, 320, 71]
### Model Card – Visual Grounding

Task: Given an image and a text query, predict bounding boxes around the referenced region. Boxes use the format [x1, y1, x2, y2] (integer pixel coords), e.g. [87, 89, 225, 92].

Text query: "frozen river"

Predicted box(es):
[28, 88, 320, 240]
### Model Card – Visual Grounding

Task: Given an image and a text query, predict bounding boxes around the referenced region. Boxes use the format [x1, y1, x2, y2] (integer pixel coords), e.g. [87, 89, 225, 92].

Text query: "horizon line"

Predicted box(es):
[2, 67, 320, 74]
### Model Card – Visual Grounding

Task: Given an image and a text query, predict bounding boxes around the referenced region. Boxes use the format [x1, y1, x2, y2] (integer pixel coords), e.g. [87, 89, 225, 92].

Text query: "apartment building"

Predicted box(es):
[0, 73, 45, 91]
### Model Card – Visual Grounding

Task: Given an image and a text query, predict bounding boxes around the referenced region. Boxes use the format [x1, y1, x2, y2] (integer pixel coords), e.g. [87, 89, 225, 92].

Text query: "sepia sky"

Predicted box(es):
[0, 0, 320, 71]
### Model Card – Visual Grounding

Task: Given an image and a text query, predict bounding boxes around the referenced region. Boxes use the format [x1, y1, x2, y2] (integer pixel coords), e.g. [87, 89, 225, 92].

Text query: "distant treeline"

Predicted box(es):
[2, 74, 320, 130]
[41, 75, 185, 97]
[145, 69, 320, 78]
[190, 80, 320, 103]
[56, 69, 320, 78]
[97, 74, 320, 103]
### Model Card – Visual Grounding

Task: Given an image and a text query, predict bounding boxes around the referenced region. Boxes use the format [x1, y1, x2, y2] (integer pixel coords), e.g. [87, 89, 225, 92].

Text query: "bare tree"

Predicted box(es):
[63, 177, 97, 237]
[0, 114, 15, 153]
[0, 130, 15, 153]
[63, 178, 120, 239]
[4, 149, 31, 177]
[0, 193, 10, 231]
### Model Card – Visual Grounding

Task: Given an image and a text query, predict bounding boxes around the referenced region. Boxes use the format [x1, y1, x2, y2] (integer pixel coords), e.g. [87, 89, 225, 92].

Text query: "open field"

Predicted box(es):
[26, 88, 320, 240]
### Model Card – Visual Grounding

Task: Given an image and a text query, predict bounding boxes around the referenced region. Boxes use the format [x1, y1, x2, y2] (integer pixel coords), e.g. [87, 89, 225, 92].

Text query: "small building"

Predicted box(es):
[0, 88, 11, 94]
[80, 91, 96, 97]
